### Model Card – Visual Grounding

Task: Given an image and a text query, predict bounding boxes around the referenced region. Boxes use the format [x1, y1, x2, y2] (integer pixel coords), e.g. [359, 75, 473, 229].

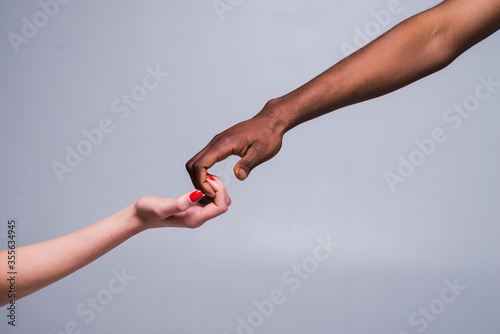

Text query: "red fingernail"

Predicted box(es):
[207, 174, 215, 181]
[189, 190, 203, 202]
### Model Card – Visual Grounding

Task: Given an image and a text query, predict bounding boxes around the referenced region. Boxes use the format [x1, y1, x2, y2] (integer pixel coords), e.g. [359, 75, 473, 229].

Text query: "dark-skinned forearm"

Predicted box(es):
[256, 0, 500, 135]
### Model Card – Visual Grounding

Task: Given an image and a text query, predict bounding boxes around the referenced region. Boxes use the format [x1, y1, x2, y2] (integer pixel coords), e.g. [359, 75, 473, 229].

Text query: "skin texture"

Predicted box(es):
[186, 0, 500, 198]
[0, 176, 230, 307]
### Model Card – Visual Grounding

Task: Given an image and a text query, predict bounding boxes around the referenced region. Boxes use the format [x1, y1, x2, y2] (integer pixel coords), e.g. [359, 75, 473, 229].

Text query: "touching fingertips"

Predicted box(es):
[207, 174, 215, 181]
[204, 188, 216, 199]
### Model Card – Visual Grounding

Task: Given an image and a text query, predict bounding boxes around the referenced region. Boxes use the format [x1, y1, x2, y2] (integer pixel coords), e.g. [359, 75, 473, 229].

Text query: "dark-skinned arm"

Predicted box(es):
[187, 0, 500, 197]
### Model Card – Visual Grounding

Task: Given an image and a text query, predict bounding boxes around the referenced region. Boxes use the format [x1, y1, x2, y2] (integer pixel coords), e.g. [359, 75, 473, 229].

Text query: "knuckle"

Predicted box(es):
[238, 160, 251, 170]
[211, 133, 222, 142]
[218, 134, 235, 148]
[220, 204, 229, 214]
[191, 160, 203, 170]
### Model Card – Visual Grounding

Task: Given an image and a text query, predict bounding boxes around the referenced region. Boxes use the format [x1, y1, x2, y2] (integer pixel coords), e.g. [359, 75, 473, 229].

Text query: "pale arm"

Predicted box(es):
[0, 175, 230, 306]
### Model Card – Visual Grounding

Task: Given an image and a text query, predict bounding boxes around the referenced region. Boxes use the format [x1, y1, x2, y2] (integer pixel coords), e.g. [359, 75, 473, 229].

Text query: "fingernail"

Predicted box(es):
[207, 174, 215, 181]
[189, 190, 203, 202]
[237, 169, 247, 180]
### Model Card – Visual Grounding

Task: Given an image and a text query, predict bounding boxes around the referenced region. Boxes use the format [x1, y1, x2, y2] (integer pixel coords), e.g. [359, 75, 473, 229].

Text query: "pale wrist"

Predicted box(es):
[120, 203, 148, 235]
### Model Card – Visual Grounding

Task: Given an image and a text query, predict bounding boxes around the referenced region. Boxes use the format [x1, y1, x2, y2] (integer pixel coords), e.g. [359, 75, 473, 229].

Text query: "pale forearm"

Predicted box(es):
[0, 179, 229, 306]
[0, 204, 143, 306]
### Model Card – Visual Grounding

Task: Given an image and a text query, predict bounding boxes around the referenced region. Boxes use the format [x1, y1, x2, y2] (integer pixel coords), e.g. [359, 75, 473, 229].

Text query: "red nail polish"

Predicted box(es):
[207, 174, 215, 181]
[189, 190, 203, 202]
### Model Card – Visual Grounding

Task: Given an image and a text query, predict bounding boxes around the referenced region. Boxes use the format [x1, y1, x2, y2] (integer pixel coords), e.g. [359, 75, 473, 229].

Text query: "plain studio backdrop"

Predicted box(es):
[1, 0, 499, 333]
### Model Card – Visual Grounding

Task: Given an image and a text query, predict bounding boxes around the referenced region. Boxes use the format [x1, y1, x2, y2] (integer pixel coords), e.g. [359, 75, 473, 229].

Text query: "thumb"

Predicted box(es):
[234, 146, 265, 181]
[160, 190, 203, 218]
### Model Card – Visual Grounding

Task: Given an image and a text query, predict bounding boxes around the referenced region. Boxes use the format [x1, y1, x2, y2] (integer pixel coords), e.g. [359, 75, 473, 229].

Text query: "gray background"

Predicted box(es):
[1, 0, 499, 333]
